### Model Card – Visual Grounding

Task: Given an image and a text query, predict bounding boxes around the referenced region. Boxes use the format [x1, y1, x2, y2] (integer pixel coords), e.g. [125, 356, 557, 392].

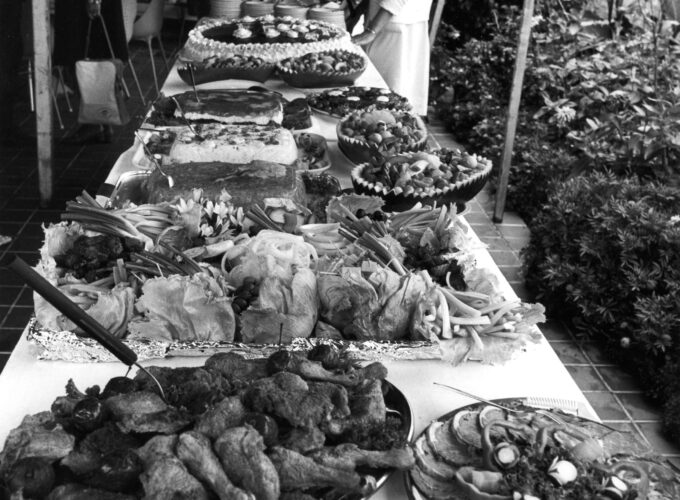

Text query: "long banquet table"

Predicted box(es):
[0, 53, 598, 499]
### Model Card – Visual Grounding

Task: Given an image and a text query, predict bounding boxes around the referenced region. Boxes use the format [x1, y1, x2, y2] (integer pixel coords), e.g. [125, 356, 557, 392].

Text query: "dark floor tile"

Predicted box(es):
[7, 237, 43, 252]
[32, 210, 63, 224]
[468, 223, 502, 238]
[0, 286, 23, 306]
[10, 251, 40, 266]
[0, 328, 22, 352]
[2, 307, 33, 329]
[584, 391, 628, 421]
[638, 422, 680, 455]
[17, 223, 45, 238]
[0, 269, 25, 287]
[540, 319, 572, 341]
[506, 281, 531, 301]
[0, 209, 35, 222]
[0, 354, 8, 373]
[487, 250, 521, 266]
[15, 287, 33, 306]
[579, 341, 612, 365]
[617, 392, 662, 421]
[566, 365, 607, 391]
[549, 340, 589, 364]
[599, 366, 642, 391]
[6, 198, 42, 209]
[499, 266, 522, 282]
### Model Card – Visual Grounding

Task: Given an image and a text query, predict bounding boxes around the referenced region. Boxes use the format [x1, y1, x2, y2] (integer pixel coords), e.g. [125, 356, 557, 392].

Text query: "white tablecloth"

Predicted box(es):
[0, 56, 596, 500]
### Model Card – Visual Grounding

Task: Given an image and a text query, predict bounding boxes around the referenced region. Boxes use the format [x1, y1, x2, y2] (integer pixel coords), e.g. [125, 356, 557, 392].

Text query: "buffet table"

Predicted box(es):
[0, 54, 598, 499]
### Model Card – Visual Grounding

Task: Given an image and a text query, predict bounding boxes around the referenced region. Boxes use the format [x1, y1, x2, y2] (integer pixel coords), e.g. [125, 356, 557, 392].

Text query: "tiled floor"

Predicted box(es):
[1, 22, 679, 466]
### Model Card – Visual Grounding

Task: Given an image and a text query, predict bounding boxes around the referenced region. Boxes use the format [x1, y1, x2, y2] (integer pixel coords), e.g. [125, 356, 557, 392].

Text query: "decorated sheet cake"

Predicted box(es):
[181, 16, 352, 63]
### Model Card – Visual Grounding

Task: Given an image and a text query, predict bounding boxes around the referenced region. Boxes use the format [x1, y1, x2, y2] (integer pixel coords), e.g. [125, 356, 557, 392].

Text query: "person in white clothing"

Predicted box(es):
[352, 0, 433, 116]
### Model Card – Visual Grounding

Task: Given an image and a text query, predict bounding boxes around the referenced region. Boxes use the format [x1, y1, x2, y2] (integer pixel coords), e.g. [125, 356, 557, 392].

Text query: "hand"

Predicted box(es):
[352, 30, 377, 46]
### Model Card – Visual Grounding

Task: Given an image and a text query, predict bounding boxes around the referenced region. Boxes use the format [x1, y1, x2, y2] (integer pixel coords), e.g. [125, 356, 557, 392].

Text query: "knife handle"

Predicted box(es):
[1, 254, 138, 366]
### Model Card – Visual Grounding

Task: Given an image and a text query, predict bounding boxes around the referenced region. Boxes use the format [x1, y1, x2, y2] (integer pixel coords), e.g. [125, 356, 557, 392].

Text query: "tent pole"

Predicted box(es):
[493, 0, 535, 222]
[430, 0, 446, 49]
[32, 0, 53, 207]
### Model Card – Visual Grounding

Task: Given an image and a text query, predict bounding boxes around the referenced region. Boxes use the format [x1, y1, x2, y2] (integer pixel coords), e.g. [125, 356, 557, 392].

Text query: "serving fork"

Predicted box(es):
[171, 96, 205, 142]
[433, 382, 620, 432]
[134, 131, 174, 188]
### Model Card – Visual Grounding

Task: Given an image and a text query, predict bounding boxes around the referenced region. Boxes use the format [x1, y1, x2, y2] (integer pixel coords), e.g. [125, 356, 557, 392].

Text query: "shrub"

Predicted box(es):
[430, 2, 680, 215]
[522, 172, 680, 442]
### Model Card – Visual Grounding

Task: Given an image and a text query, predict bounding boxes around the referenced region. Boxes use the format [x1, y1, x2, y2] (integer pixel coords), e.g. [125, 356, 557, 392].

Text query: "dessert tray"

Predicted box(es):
[337, 109, 428, 165]
[177, 56, 276, 84]
[406, 398, 680, 500]
[308, 87, 413, 117]
[277, 50, 367, 89]
[181, 16, 353, 64]
[351, 150, 493, 213]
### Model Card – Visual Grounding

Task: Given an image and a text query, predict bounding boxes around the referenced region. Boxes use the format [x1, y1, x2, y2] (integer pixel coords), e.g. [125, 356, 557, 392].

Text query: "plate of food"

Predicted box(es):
[0, 349, 415, 499]
[406, 398, 679, 500]
[295, 132, 331, 174]
[308, 87, 413, 117]
[351, 149, 493, 213]
[177, 55, 276, 84]
[277, 49, 367, 88]
[337, 109, 428, 165]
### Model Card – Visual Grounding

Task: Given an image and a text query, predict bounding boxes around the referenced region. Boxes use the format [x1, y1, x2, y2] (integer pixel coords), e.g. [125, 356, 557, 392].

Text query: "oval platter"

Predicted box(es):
[403, 398, 677, 500]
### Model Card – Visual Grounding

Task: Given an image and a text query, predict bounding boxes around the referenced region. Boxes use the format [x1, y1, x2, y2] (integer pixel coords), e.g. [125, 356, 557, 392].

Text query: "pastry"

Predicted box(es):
[172, 90, 284, 126]
[168, 123, 298, 166]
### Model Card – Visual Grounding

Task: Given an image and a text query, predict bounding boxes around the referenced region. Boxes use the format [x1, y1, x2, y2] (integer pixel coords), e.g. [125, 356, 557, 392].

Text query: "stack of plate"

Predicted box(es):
[275, 4, 309, 19]
[241, 0, 275, 17]
[210, 0, 242, 18]
[307, 7, 346, 28]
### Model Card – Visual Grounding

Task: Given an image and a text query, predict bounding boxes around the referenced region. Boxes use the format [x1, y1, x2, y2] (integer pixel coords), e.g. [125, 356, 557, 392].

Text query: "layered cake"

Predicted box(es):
[181, 16, 352, 63]
[169, 123, 298, 165]
[146, 160, 306, 210]
[172, 89, 284, 125]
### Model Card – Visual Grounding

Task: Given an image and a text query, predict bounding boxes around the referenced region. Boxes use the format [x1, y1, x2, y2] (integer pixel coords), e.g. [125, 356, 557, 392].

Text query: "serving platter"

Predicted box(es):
[0, 345, 414, 500]
[404, 398, 676, 500]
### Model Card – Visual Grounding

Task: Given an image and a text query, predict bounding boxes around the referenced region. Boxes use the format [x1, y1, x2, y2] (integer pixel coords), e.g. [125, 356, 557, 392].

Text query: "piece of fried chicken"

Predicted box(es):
[137, 435, 209, 500]
[177, 431, 254, 500]
[214, 425, 280, 500]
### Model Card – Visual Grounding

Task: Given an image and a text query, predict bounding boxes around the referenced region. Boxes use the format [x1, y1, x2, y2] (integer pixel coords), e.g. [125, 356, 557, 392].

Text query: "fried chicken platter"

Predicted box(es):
[0, 348, 415, 499]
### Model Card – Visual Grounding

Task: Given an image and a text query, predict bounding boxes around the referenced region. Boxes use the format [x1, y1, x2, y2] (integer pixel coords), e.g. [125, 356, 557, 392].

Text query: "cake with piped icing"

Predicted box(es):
[181, 16, 352, 63]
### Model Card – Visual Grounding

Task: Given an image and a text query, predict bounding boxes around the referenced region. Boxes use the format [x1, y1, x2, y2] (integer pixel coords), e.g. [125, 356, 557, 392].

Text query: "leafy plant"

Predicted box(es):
[522, 172, 680, 443]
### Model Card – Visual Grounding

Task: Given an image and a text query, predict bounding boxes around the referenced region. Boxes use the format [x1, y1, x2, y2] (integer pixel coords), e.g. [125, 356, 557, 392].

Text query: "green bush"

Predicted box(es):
[522, 172, 680, 442]
[430, 2, 680, 216]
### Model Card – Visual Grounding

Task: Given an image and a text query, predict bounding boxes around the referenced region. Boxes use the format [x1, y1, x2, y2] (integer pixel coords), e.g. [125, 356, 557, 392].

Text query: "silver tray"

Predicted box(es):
[104, 170, 152, 209]
[27, 318, 443, 363]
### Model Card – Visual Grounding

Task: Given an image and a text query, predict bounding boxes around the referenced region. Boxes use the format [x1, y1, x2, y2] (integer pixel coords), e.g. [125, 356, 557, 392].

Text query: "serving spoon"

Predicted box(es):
[134, 131, 174, 188]
[1, 253, 166, 401]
